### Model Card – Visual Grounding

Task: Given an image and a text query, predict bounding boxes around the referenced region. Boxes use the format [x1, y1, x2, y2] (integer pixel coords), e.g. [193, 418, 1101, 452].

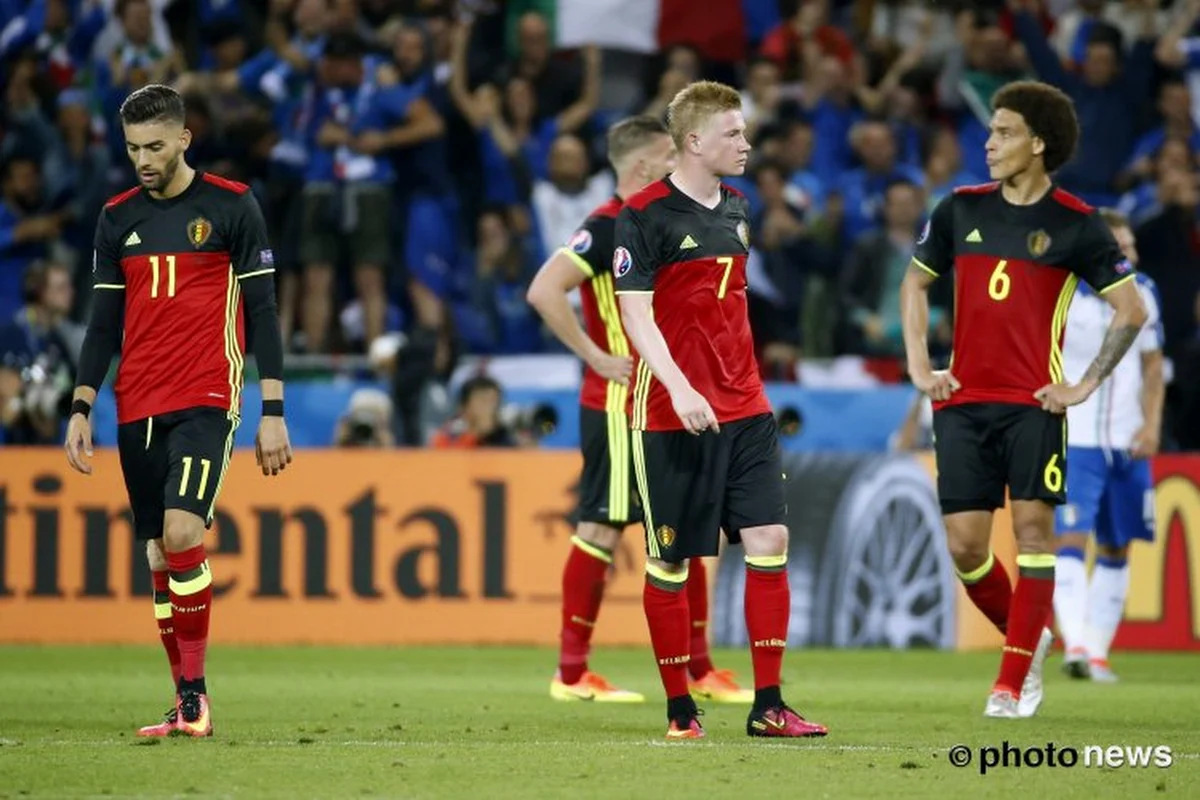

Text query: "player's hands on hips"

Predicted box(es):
[1034, 382, 1091, 415]
[912, 369, 960, 402]
[671, 385, 719, 435]
[64, 413, 94, 475]
[1131, 424, 1161, 459]
[256, 416, 293, 476]
[590, 353, 633, 386]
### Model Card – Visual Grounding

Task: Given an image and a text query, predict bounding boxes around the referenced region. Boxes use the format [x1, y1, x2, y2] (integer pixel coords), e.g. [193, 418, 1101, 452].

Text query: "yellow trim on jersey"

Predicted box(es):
[632, 360, 653, 431]
[613, 289, 654, 295]
[237, 268, 275, 280]
[94, 283, 125, 289]
[605, 408, 630, 521]
[223, 266, 245, 416]
[560, 247, 595, 278]
[632, 430, 658, 559]
[1049, 274, 1079, 383]
[911, 258, 939, 278]
[206, 414, 238, 525]
[1099, 273, 1135, 295]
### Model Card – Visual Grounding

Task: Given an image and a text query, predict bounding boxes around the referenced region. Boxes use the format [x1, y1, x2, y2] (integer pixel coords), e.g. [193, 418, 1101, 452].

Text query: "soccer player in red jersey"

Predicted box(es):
[613, 82, 828, 740]
[528, 115, 754, 705]
[900, 80, 1148, 718]
[64, 85, 293, 737]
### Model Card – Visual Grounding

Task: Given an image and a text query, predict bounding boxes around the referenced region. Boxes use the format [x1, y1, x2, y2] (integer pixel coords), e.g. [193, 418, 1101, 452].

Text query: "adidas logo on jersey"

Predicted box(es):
[679, 234, 699, 249]
[965, 229, 982, 243]
[125, 232, 142, 246]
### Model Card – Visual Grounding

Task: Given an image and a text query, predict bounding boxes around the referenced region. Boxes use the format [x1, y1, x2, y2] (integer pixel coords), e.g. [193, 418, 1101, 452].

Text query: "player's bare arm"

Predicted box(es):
[1132, 347, 1164, 458]
[900, 264, 960, 402]
[618, 293, 717, 434]
[1036, 281, 1148, 414]
[528, 253, 632, 385]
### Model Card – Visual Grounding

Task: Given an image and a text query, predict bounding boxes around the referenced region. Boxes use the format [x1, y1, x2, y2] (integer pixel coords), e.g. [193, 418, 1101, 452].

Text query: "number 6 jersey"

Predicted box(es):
[912, 182, 1133, 411]
[91, 172, 275, 424]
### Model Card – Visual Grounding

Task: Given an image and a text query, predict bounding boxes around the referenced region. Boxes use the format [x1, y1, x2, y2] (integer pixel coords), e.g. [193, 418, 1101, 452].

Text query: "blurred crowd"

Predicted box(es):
[5, 0, 1200, 446]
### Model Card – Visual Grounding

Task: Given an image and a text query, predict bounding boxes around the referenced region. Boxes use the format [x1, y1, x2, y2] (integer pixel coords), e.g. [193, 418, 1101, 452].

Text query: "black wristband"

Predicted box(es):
[262, 399, 284, 417]
[71, 398, 92, 418]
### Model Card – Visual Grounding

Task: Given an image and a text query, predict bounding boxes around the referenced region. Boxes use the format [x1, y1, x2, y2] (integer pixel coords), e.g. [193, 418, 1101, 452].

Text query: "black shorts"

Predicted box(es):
[932, 402, 1066, 515]
[577, 406, 640, 527]
[117, 407, 238, 540]
[299, 183, 391, 268]
[633, 413, 786, 563]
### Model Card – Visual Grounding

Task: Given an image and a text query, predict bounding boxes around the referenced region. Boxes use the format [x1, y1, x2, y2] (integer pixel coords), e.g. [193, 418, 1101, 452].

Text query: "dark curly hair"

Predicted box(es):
[991, 80, 1080, 174]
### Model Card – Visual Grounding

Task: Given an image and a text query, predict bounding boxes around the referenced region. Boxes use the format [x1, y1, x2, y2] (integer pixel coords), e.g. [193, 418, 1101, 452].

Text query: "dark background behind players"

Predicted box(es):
[3, 0, 1200, 449]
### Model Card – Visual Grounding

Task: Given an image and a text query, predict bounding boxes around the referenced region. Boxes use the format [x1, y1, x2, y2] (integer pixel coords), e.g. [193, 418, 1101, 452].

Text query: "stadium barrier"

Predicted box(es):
[0, 449, 1197, 650]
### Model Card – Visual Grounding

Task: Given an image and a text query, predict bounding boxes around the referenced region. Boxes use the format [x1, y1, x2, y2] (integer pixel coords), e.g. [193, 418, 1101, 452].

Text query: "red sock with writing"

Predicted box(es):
[558, 536, 612, 685]
[167, 545, 213, 689]
[152, 570, 181, 689]
[686, 557, 715, 680]
[959, 552, 1012, 635]
[744, 557, 789, 693]
[995, 559, 1056, 696]
[643, 571, 691, 701]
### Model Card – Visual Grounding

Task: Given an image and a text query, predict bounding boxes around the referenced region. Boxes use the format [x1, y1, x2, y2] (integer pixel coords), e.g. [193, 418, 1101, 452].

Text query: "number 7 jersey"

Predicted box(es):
[93, 172, 274, 424]
[913, 182, 1134, 411]
[613, 177, 770, 431]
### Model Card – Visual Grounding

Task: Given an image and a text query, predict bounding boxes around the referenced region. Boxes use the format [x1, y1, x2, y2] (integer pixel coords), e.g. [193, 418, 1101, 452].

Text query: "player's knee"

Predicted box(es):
[646, 557, 687, 578]
[946, 534, 990, 573]
[576, 522, 621, 551]
[162, 512, 204, 553]
[1013, 519, 1055, 554]
[145, 540, 167, 571]
[741, 524, 788, 557]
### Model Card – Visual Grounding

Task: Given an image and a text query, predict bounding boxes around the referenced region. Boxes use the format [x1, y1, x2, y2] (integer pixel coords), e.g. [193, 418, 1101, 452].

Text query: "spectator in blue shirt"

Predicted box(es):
[298, 32, 395, 353]
[1119, 77, 1200, 191]
[0, 155, 63, 322]
[1012, 1, 1155, 207]
[839, 119, 925, 246]
[453, 206, 542, 355]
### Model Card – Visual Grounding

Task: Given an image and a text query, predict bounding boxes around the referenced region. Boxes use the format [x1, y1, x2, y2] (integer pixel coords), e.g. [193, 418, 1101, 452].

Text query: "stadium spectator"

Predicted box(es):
[429, 373, 518, 447]
[0, 155, 65, 322]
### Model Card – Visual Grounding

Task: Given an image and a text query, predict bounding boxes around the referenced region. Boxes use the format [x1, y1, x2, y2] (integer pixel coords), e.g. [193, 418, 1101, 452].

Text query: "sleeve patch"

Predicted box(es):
[568, 229, 592, 254]
[613, 246, 633, 278]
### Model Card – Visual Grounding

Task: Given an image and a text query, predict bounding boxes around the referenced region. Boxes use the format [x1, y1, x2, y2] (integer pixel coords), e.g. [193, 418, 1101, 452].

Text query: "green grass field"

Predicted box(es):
[1, 646, 1197, 799]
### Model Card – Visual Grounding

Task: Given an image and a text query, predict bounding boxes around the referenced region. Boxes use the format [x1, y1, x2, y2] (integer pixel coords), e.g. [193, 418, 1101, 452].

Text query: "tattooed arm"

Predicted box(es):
[1035, 279, 1148, 414]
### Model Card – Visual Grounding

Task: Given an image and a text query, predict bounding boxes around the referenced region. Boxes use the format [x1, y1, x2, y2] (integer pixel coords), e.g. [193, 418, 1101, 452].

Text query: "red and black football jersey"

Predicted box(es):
[92, 172, 274, 424]
[913, 182, 1133, 411]
[559, 196, 632, 414]
[613, 177, 769, 432]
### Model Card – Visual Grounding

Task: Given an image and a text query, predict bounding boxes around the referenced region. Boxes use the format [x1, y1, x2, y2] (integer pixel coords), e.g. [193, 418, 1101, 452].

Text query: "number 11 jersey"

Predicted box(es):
[93, 172, 274, 424]
[913, 182, 1134, 411]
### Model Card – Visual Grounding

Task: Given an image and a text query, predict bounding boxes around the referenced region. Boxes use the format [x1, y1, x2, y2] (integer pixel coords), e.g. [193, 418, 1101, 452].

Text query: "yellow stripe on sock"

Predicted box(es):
[745, 554, 788, 569]
[571, 535, 613, 564]
[168, 561, 213, 595]
[645, 562, 688, 585]
[1016, 553, 1057, 569]
[153, 601, 172, 620]
[956, 551, 995, 583]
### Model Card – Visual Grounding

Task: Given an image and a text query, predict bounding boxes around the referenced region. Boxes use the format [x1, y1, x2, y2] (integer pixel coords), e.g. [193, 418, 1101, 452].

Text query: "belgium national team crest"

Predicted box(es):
[187, 217, 213, 248]
[1027, 229, 1052, 258]
[736, 221, 750, 250]
[656, 525, 676, 548]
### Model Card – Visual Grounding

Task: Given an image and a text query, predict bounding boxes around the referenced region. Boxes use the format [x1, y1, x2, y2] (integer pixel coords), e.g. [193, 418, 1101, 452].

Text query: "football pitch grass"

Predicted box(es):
[1, 646, 1197, 799]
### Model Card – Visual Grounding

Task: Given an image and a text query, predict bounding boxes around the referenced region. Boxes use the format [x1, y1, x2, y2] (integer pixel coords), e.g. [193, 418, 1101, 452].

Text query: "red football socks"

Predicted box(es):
[557, 536, 612, 685]
[151, 569, 181, 688]
[686, 557, 715, 679]
[167, 544, 213, 687]
[995, 555, 1056, 695]
[744, 556, 789, 691]
[958, 551, 1012, 634]
[643, 567, 691, 700]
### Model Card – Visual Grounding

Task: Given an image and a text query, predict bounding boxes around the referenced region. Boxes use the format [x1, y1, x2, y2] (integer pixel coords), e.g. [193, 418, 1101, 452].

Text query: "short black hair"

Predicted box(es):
[992, 80, 1080, 173]
[119, 84, 186, 126]
[459, 375, 502, 407]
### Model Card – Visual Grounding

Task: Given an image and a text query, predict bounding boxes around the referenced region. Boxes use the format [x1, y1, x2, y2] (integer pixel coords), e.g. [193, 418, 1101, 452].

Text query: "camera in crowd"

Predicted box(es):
[333, 388, 395, 448]
[500, 402, 559, 442]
